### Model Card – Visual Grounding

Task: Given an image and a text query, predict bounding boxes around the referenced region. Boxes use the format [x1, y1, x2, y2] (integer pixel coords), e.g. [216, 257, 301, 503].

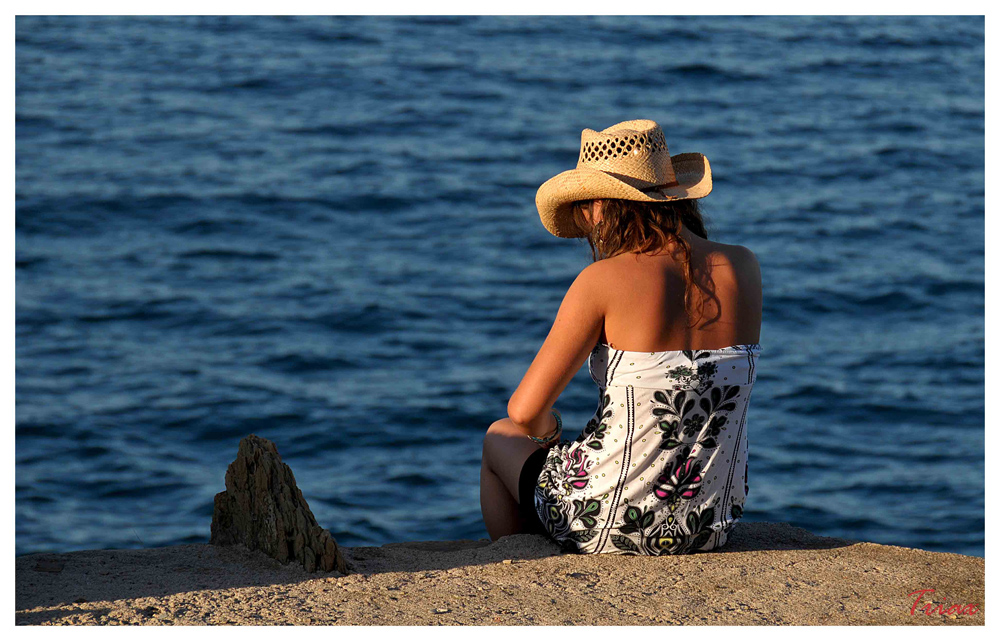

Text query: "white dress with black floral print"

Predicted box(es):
[533, 343, 761, 555]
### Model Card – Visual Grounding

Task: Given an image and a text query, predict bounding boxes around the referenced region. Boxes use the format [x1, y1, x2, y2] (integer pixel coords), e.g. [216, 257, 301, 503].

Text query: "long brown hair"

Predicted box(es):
[571, 198, 716, 325]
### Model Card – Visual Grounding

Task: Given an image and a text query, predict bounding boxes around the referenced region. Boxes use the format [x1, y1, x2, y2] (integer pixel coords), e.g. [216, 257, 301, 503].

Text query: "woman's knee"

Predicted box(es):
[482, 418, 514, 462]
[487, 417, 515, 436]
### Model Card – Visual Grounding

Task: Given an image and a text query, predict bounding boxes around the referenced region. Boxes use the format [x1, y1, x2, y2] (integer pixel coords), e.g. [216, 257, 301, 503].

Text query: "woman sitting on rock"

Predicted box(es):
[480, 119, 762, 555]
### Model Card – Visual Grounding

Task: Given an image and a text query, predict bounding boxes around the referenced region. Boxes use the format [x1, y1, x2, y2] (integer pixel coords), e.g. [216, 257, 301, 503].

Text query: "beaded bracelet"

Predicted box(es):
[528, 409, 562, 446]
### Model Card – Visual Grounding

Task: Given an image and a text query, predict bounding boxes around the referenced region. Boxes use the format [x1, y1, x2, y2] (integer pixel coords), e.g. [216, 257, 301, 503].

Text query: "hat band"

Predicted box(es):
[600, 170, 680, 192]
[639, 180, 680, 193]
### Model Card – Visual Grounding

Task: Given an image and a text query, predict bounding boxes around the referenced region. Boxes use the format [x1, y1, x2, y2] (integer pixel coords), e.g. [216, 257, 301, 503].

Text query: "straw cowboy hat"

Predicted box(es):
[535, 119, 712, 238]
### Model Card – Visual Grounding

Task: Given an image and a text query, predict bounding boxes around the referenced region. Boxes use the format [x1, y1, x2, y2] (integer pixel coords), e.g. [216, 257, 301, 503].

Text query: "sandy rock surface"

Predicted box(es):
[15, 522, 983, 626]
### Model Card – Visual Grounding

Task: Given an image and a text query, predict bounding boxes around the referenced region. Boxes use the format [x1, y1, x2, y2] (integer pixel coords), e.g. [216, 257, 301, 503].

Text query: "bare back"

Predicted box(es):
[596, 233, 762, 351]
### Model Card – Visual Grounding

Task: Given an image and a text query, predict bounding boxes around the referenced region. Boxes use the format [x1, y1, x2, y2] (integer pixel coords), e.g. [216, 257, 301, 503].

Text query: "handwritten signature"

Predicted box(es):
[908, 589, 981, 616]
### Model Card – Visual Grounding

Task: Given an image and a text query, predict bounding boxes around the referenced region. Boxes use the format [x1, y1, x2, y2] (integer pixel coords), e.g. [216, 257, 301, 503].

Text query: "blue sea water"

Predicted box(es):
[15, 16, 984, 557]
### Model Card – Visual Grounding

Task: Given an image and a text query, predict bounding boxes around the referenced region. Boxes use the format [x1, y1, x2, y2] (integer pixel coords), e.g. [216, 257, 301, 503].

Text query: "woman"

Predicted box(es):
[480, 119, 762, 555]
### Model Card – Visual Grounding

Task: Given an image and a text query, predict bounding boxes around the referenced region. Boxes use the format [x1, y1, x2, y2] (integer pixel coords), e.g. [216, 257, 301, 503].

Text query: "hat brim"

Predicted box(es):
[535, 152, 712, 238]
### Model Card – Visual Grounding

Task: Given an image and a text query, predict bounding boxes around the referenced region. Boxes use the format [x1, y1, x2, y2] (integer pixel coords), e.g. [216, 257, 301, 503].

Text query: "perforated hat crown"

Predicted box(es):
[535, 119, 712, 238]
[577, 119, 677, 189]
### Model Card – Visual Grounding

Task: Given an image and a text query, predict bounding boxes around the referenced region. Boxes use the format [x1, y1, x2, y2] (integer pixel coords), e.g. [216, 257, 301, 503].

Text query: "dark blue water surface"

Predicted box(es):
[16, 16, 984, 557]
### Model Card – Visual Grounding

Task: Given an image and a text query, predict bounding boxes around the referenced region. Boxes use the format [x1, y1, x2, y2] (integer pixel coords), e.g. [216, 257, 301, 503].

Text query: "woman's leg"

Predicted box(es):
[480, 418, 544, 541]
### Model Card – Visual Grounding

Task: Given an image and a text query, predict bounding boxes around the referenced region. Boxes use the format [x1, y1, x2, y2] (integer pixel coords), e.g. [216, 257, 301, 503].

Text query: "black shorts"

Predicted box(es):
[517, 446, 549, 535]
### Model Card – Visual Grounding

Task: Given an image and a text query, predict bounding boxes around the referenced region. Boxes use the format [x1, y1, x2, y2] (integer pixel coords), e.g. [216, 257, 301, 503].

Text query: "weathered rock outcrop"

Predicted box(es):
[210, 434, 348, 574]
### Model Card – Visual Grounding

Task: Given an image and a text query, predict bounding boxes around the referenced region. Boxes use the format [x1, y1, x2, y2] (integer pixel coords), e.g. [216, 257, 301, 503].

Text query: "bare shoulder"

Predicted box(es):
[563, 259, 624, 308]
[554, 260, 611, 319]
[569, 259, 615, 296]
[575, 256, 618, 281]
[577, 254, 645, 291]
[729, 243, 760, 275]
[701, 239, 760, 274]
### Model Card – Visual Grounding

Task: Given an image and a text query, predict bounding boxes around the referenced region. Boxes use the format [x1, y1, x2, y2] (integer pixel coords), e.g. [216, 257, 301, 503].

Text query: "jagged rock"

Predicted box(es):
[210, 434, 348, 574]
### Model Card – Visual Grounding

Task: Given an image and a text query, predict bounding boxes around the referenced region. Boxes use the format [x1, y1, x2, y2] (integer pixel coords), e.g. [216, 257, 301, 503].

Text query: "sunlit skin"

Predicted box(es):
[479, 199, 762, 540]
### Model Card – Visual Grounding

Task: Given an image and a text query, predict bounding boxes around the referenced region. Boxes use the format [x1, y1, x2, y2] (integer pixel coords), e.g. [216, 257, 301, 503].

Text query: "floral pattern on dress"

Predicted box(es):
[652, 452, 704, 502]
[535, 442, 603, 548]
[532, 344, 760, 555]
[575, 391, 612, 451]
[652, 385, 740, 452]
[607, 504, 717, 556]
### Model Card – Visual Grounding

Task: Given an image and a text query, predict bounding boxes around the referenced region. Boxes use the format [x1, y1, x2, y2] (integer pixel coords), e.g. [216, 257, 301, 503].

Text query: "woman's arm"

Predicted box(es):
[507, 263, 606, 438]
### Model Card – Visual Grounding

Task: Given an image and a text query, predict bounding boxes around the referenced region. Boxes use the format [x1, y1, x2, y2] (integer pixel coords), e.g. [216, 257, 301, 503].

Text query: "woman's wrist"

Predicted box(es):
[528, 410, 562, 446]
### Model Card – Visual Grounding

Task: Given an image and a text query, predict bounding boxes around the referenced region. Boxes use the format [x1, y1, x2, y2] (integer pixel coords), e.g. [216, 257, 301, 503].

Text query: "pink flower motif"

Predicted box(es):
[562, 448, 592, 491]
[653, 457, 703, 501]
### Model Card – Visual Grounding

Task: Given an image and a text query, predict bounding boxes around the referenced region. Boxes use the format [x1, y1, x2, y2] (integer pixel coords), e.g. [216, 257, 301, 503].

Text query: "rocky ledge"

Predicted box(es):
[16, 522, 984, 625]
[14, 435, 985, 625]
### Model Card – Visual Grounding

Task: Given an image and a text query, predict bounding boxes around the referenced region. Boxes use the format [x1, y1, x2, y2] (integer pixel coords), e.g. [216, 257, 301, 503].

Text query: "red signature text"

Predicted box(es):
[908, 589, 981, 616]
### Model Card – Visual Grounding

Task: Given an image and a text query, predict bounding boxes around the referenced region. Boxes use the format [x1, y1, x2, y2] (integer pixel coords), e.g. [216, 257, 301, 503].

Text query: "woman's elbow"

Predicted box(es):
[506, 398, 542, 426]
